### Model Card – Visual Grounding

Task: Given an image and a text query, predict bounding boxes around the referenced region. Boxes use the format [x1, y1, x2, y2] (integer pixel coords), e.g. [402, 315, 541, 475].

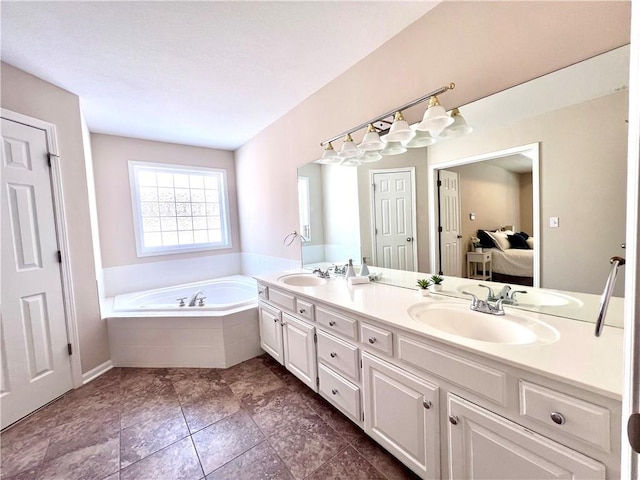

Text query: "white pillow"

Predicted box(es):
[487, 231, 510, 251]
[526, 237, 534, 249]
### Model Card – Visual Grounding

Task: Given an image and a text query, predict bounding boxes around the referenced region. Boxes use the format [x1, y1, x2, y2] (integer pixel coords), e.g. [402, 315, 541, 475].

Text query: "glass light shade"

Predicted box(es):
[359, 151, 383, 163]
[382, 111, 415, 143]
[380, 141, 407, 156]
[340, 158, 362, 167]
[338, 134, 362, 159]
[404, 127, 436, 148]
[316, 142, 341, 164]
[440, 108, 473, 138]
[417, 96, 454, 132]
[358, 124, 385, 151]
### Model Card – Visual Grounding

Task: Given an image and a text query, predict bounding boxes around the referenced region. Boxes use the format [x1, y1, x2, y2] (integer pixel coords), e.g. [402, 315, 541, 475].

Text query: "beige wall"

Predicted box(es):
[1, 63, 108, 374]
[90, 134, 240, 268]
[235, 2, 630, 271]
[520, 173, 534, 234]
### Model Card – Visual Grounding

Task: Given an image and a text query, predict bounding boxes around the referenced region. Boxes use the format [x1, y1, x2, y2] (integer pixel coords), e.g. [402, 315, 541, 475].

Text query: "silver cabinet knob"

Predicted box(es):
[423, 400, 432, 409]
[273, 318, 278, 323]
[329, 321, 336, 326]
[449, 415, 459, 425]
[299, 308, 305, 314]
[331, 389, 338, 395]
[330, 352, 337, 358]
[550, 412, 566, 425]
[258, 290, 264, 296]
[368, 337, 376, 344]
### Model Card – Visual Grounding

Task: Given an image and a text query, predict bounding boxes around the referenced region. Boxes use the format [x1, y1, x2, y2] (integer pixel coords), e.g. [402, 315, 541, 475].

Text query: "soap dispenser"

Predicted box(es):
[359, 257, 370, 277]
[345, 259, 356, 280]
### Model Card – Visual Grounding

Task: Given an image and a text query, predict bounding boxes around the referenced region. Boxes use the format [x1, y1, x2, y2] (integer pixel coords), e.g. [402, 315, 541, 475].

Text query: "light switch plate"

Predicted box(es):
[550, 217, 559, 228]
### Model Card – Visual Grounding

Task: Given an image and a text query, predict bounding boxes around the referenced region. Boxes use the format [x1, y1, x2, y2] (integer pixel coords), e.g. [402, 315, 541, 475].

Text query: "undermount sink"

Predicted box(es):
[278, 273, 328, 287]
[456, 284, 583, 308]
[407, 302, 559, 345]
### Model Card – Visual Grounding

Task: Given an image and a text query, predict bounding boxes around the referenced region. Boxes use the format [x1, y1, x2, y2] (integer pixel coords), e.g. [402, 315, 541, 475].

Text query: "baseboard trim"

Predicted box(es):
[81, 359, 114, 385]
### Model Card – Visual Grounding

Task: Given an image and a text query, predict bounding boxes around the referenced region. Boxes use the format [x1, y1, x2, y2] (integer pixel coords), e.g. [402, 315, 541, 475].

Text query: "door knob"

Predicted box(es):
[457, 235, 463, 239]
[406, 237, 413, 242]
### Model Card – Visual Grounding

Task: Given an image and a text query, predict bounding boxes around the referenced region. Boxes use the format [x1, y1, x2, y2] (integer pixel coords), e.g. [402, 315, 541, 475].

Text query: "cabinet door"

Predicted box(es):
[283, 313, 317, 392]
[447, 394, 606, 480]
[362, 352, 440, 479]
[259, 302, 284, 365]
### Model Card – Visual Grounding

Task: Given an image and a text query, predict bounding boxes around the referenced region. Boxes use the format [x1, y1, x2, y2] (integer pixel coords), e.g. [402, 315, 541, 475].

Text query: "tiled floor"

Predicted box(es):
[1, 354, 420, 480]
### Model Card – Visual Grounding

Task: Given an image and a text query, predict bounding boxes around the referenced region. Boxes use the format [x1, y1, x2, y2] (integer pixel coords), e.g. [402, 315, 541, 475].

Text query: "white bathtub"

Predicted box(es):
[105, 275, 262, 368]
[112, 275, 257, 314]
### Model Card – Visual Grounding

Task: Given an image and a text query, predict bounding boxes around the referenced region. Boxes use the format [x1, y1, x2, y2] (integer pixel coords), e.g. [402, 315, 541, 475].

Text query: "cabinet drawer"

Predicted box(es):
[257, 284, 269, 301]
[317, 330, 359, 382]
[295, 298, 315, 322]
[316, 306, 358, 340]
[268, 287, 295, 313]
[318, 363, 361, 422]
[519, 381, 611, 452]
[361, 322, 393, 356]
[398, 335, 507, 406]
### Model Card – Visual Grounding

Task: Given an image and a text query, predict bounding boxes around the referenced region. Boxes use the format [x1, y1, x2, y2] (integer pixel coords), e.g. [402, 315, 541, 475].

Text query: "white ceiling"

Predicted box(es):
[1, 1, 439, 150]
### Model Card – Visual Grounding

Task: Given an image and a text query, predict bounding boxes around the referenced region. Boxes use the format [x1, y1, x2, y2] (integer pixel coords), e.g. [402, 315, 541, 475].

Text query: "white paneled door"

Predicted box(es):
[438, 170, 462, 277]
[1, 118, 72, 429]
[372, 169, 417, 271]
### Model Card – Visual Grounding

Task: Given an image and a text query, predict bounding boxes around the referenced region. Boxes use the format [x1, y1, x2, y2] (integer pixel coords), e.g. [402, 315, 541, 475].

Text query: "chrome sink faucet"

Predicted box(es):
[312, 268, 331, 278]
[462, 291, 505, 316]
[188, 290, 204, 307]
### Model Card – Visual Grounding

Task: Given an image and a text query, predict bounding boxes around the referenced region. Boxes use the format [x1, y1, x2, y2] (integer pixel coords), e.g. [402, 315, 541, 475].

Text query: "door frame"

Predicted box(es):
[369, 167, 418, 271]
[1, 108, 83, 389]
[427, 143, 540, 287]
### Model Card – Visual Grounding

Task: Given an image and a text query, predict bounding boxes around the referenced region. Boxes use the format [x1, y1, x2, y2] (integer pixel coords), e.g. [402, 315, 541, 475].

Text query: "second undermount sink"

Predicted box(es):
[407, 302, 559, 345]
[277, 273, 328, 287]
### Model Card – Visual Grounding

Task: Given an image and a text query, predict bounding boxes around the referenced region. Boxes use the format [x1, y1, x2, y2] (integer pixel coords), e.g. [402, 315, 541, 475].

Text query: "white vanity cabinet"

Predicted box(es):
[255, 279, 620, 479]
[362, 351, 440, 479]
[447, 394, 606, 479]
[258, 286, 318, 392]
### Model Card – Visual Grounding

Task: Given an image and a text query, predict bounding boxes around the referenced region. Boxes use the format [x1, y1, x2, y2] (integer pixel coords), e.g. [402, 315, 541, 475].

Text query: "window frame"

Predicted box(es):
[128, 160, 232, 257]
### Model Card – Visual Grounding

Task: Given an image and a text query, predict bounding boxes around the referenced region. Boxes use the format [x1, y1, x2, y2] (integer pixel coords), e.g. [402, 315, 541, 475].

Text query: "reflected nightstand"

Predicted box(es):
[466, 251, 492, 281]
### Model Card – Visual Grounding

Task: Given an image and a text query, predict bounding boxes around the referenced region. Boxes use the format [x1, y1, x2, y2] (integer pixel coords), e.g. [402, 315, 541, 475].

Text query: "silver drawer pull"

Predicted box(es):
[423, 400, 432, 409]
[330, 352, 337, 358]
[449, 415, 458, 425]
[329, 321, 336, 327]
[331, 388, 338, 395]
[550, 412, 566, 425]
[299, 308, 305, 314]
[368, 337, 376, 344]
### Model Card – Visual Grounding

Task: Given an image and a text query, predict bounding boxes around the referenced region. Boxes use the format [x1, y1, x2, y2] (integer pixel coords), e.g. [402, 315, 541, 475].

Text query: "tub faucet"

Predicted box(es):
[188, 290, 204, 307]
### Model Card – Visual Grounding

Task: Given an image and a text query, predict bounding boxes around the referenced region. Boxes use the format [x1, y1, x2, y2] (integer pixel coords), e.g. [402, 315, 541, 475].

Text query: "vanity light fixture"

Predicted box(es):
[317, 82, 456, 165]
[417, 95, 455, 134]
[439, 108, 473, 138]
[358, 124, 385, 151]
[338, 133, 362, 159]
[340, 158, 362, 167]
[381, 111, 415, 143]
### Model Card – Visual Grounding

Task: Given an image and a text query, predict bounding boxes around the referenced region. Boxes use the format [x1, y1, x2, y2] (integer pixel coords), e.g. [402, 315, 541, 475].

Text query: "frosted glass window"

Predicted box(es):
[129, 161, 232, 257]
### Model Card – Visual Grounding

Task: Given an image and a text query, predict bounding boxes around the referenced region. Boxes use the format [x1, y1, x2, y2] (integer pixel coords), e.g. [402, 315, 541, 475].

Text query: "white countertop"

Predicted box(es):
[256, 269, 625, 401]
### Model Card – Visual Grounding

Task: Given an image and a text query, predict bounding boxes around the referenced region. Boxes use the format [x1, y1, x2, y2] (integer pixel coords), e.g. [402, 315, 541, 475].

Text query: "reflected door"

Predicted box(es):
[1, 119, 72, 428]
[372, 169, 416, 271]
[438, 170, 462, 277]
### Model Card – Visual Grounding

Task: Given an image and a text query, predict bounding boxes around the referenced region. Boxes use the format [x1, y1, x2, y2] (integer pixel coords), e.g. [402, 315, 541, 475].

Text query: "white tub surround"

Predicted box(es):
[105, 275, 261, 368]
[256, 270, 624, 479]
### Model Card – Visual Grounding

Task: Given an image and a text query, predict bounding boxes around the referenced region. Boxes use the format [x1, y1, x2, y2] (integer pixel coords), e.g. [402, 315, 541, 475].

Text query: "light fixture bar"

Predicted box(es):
[320, 82, 455, 146]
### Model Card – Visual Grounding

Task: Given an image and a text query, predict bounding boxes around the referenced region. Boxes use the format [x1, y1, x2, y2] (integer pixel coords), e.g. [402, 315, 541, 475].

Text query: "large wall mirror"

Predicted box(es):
[298, 45, 629, 325]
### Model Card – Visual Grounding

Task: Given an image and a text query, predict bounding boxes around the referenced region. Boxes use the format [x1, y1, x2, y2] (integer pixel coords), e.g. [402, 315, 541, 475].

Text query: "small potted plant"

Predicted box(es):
[416, 278, 432, 296]
[429, 274, 444, 292]
[471, 236, 483, 253]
